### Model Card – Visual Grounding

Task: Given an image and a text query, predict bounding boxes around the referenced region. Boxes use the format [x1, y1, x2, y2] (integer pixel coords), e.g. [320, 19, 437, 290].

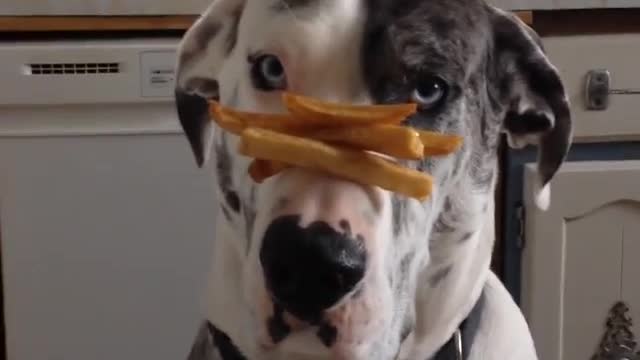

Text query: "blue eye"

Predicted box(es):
[250, 54, 287, 91]
[412, 76, 448, 109]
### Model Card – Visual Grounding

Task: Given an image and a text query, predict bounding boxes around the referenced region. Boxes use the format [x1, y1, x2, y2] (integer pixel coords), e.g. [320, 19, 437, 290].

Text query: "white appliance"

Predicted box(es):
[0, 38, 218, 360]
[0, 0, 210, 15]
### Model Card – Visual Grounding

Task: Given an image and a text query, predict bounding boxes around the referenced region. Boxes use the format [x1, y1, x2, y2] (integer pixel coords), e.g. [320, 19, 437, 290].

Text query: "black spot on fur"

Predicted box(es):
[433, 197, 456, 234]
[352, 285, 364, 299]
[187, 321, 217, 360]
[179, 22, 221, 70]
[272, 0, 316, 11]
[429, 265, 452, 287]
[221, 206, 233, 222]
[208, 322, 247, 360]
[275, 197, 289, 211]
[225, 191, 241, 213]
[400, 320, 414, 344]
[339, 219, 352, 235]
[317, 323, 338, 347]
[225, 6, 243, 55]
[430, 16, 456, 39]
[391, 196, 408, 236]
[243, 186, 257, 254]
[459, 231, 474, 243]
[433, 216, 455, 234]
[470, 163, 495, 190]
[399, 253, 413, 281]
[460, 286, 488, 358]
[504, 109, 552, 135]
[267, 305, 291, 344]
[196, 22, 222, 52]
[216, 133, 241, 213]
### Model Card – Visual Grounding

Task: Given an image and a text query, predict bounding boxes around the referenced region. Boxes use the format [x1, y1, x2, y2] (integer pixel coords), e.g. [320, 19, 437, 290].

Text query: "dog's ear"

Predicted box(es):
[174, 0, 245, 167]
[490, 8, 573, 210]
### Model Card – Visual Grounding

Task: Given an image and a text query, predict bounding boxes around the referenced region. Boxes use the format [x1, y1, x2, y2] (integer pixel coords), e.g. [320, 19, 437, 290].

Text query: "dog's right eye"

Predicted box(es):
[412, 75, 448, 111]
[250, 54, 287, 91]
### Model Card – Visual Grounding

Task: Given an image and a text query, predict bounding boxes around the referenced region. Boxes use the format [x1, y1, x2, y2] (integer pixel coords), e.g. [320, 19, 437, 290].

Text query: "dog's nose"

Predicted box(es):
[260, 215, 367, 321]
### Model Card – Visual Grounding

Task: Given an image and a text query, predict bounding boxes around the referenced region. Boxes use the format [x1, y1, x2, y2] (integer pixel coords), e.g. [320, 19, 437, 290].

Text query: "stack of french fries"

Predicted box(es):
[209, 93, 463, 200]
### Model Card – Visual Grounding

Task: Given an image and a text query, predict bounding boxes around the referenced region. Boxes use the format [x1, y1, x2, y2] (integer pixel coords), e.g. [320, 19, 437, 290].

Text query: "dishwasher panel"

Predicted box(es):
[0, 134, 218, 360]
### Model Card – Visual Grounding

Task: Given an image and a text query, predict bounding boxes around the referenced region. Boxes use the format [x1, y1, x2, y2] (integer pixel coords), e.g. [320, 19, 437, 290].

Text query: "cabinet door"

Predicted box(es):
[520, 160, 640, 360]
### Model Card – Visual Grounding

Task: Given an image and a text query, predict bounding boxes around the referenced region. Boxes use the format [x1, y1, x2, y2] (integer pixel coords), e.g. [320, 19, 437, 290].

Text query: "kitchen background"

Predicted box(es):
[0, 1, 639, 360]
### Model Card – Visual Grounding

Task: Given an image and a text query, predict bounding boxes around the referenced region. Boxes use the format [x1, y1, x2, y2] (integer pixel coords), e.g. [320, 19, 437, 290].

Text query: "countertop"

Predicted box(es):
[0, 12, 530, 32]
[1, 0, 639, 15]
[490, 0, 640, 10]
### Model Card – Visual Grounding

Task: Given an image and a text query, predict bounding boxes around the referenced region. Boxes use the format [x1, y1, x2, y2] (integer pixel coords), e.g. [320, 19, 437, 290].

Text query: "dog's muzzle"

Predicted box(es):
[260, 215, 367, 322]
[255, 170, 384, 334]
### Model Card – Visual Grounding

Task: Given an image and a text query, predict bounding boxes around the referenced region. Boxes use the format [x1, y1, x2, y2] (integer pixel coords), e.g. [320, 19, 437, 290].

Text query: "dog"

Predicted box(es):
[173, 0, 572, 359]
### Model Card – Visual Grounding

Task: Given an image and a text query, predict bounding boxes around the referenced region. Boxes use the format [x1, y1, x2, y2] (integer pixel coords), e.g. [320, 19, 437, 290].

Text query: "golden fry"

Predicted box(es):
[239, 128, 433, 200]
[417, 131, 464, 156]
[282, 92, 415, 126]
[210, 101, 310, 133]
[248, 159, 290, 183]
[210, 102, 245, 134]
[306, 125, 424, 160]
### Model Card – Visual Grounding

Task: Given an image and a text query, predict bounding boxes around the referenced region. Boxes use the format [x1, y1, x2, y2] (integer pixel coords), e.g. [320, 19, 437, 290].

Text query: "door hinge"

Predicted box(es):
[515, 205, 526, 250]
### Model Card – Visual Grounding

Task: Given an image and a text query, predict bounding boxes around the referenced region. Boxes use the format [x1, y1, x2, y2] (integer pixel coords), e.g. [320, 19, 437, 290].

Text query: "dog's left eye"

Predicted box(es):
[412, 76, 448, 110]
[250, 54, 287, 91]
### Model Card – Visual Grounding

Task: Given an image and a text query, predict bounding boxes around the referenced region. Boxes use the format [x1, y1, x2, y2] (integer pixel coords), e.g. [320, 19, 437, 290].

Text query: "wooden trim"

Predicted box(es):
[0, 15, 198, 32]
[0, 11, 533, 33]
[518, 11, 533, 26]
[533, 9, 640, 36]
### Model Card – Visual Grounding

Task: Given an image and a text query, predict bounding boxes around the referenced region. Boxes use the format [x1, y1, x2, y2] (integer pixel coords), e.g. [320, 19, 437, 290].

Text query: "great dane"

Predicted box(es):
[174, 0, 572, 359]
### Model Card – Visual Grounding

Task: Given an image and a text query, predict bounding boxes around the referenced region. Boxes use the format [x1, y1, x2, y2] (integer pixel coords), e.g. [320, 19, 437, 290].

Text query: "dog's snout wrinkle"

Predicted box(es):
[260, 215, 367, 322]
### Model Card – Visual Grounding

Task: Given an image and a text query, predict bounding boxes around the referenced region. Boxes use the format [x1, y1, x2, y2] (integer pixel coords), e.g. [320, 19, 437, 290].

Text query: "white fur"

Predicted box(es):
[178, 1, 543, 359]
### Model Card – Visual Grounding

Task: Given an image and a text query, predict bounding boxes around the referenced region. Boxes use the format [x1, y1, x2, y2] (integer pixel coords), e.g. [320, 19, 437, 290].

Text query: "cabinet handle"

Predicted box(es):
[585, 69, 640, 111]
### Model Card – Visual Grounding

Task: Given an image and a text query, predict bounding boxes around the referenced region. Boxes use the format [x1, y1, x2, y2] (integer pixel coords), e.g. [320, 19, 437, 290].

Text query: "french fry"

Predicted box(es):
[248, 159, 290, 183]
[210, 101, 308, 134]
[212, 102, 463, 160]
[305, 125, 425, 160]
[210, 102, 245, 134]
[239, 128, 433, 200]
[212, 102, 427, 160]
[282, 92, 416, 126]
[417, 130, 464, 156]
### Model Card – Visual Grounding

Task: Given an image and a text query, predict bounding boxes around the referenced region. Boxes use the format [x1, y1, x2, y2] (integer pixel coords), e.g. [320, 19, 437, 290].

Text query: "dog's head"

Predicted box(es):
[175, 0, 571, 358]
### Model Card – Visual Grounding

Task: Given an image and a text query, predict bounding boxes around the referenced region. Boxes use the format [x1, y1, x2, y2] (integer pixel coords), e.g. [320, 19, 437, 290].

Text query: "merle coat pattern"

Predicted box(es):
[174, 0, 572, 359]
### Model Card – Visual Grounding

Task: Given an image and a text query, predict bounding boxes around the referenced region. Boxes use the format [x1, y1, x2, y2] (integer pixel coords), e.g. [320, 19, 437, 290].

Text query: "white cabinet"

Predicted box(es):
[514, 32, 640, 360]
[520, 161, 640, 360]
[543, 34, 640, 143]
[0, 134, 218, 360]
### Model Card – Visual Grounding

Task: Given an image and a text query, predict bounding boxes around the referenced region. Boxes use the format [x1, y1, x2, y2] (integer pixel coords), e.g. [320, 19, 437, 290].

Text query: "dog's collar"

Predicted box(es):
[431, 327, 463, 360]
[197, 289, 486, 360]
[199, 323, 464, 360]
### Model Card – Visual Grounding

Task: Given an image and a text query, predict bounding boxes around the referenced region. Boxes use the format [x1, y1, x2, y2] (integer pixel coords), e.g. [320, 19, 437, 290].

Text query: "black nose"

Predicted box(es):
[260, 215, 367, 321]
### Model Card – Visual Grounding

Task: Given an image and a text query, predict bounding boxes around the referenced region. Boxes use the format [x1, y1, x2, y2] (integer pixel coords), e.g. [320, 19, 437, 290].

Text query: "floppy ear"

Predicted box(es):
[490, 8, 573, 210]
[174, 0, 245, 167]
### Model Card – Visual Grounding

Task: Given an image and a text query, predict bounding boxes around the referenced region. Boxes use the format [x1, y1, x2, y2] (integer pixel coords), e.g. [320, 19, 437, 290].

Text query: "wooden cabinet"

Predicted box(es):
[520, 161, 640, 360]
